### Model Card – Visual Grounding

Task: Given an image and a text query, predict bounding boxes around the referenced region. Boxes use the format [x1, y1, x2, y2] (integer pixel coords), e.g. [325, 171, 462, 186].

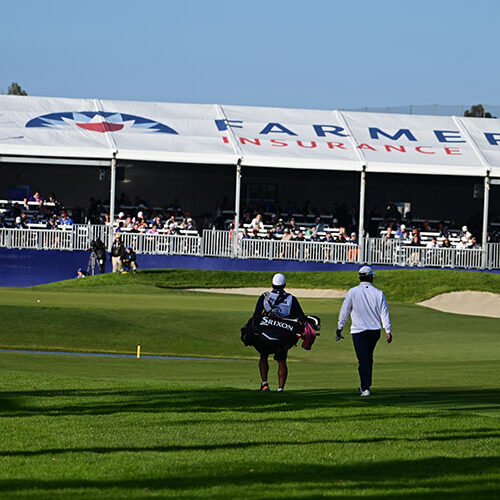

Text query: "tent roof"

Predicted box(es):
[1, 95, 499, 177]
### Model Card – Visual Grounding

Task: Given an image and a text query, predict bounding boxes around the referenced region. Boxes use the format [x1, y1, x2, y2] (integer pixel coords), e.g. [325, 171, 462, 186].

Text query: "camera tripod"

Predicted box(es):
[87, 251, 97, 276]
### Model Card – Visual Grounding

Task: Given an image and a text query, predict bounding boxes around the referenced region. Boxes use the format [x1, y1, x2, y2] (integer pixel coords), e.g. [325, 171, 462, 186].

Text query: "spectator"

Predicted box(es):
[29, 191, 44, 204]
[134, 211, 145, 225]
[426, 237, 439, 248]
[150, 215, 162, 228]
[442, 238, 452, 248]
[349, 232, 358, 245]
[469, 236, 480, 249]
[121, 246, 138, 273]
[289, 218, 298, 234]
[124, 216, 133, 229]
[324, 232, 335, 243]
[395, 224, 406, 240]
[60, 213, 74, 225]
[148, 224, 159, 235]
[182, 217, 196, 231]
[241, 228, 250, 239]
[337, 227, 348, 243]
[166, 223, 180, 235]
[383, 227, 395, 239]
[110, 234, 124, 273]
[282, 228, 293, 241]
[164, 215, 177, 229]
[315, 217, 325, 233]
[250, 213, 264, 231]
[410, 234, 422, 247]
[459, 225, 472, 243]
[440, 226, 451, 239]
[295, 231, 305, 242]
[14, 216, 27, 229]
[46, 214, 59, 230]
[47, 193, 62, 214]
[76, 268, 87, 278]
[272, 219, 285, 236]
[310, 229, 321, 242]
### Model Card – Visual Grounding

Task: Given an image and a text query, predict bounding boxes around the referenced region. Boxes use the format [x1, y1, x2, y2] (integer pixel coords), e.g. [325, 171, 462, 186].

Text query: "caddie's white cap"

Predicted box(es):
[359, 265, 375, 276]
[272, 273, 286, 287]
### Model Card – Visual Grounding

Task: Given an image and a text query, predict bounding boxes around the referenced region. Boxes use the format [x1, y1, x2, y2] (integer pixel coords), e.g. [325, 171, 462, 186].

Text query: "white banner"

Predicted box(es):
[1, 95, 498, 176]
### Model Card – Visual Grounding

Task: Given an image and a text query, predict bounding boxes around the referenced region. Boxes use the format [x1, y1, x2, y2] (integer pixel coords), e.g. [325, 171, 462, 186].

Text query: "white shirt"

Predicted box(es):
[337, 282, 391, 334]
[250, 218, 264, 230]
[263, 291, 293, 318]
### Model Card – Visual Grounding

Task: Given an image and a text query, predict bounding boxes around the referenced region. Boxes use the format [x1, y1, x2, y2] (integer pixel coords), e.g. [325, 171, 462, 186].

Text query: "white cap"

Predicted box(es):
[462, 225, 468, 232]
[137, 211, 144, 218]
[359, 265, 375, 276]
[400, 224, 406, 229]
[187, 217, 192, 222]
[118, 211, 125, 218]
[15, 216, 21, 223]
[272, 273, 286, 287]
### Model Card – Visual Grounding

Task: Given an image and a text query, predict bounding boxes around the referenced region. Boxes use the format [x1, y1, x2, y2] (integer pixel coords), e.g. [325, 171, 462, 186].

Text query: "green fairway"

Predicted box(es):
[0, 269, 499, 498]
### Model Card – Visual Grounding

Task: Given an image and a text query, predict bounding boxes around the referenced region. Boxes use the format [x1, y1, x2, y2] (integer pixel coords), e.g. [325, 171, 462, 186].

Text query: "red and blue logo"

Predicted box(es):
[26, 111, 178, 134]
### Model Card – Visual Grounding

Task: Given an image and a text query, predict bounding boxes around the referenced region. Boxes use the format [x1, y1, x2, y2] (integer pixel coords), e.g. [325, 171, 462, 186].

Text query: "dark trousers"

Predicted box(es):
[352, 330, 381, 391]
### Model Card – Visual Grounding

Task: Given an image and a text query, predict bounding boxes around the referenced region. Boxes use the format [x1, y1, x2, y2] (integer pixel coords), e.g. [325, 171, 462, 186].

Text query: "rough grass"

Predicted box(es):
[34, 268, 500, 303]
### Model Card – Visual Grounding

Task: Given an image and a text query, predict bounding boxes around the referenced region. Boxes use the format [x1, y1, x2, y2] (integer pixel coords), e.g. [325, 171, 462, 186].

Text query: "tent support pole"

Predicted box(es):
[482, 173, 490, 268]
[358, 166, 366, 263]
[233, 160, 242, 258]
[109, 155, 117, 227]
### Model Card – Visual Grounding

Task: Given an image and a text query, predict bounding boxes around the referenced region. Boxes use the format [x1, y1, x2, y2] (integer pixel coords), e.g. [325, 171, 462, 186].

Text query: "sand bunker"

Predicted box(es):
[186, 287, 347, 299]
[418, 291, 500, 318]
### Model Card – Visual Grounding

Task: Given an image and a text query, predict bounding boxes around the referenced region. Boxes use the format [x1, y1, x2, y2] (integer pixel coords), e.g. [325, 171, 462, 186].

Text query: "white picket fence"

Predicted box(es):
[0, 226, 499, 270]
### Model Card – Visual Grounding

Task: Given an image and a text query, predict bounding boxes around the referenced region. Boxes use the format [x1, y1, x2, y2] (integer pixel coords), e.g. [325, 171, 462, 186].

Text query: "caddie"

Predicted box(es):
[336, 265, 392, 396]
[251, 273, 307, 392]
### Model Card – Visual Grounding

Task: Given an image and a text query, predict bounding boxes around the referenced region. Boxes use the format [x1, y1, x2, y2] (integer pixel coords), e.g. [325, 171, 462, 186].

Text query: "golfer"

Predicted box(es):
[252, 273, 306, 392]
[336, 265, 392, 396]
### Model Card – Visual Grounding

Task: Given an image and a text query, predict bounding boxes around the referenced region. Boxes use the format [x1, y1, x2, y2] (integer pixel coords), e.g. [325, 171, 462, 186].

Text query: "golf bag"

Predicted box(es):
[241, 314, 320, 351]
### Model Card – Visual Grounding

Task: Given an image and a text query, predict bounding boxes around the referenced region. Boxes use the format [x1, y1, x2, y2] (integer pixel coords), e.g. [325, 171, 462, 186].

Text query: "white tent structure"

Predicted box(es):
[1, 95, 499, 259]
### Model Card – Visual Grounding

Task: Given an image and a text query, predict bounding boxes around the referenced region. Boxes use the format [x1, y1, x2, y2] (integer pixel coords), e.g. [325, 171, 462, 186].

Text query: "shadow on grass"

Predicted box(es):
[0, 456, 499, 498]
[2, 426, 500, 457]
[0, 387, 499, 418]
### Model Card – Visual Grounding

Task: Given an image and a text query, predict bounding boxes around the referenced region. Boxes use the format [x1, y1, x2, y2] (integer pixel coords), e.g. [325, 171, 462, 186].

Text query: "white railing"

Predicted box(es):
[0, 227, 498, 270]
[202, 229, 233, 257]
[488, 243, 500, 269]
[365, 238, 486, 269]
[119, 232, 201, 256]
[0, 228, 74, 251]
[238, 238, 359, 263]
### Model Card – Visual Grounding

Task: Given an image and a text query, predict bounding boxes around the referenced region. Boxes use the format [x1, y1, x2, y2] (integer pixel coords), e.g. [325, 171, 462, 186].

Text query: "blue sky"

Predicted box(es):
[1, 0, 498, 109]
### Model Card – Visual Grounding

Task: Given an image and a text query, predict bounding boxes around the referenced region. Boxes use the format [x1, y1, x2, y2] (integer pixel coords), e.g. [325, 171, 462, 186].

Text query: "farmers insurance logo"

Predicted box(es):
[26, 111, 178, 134]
